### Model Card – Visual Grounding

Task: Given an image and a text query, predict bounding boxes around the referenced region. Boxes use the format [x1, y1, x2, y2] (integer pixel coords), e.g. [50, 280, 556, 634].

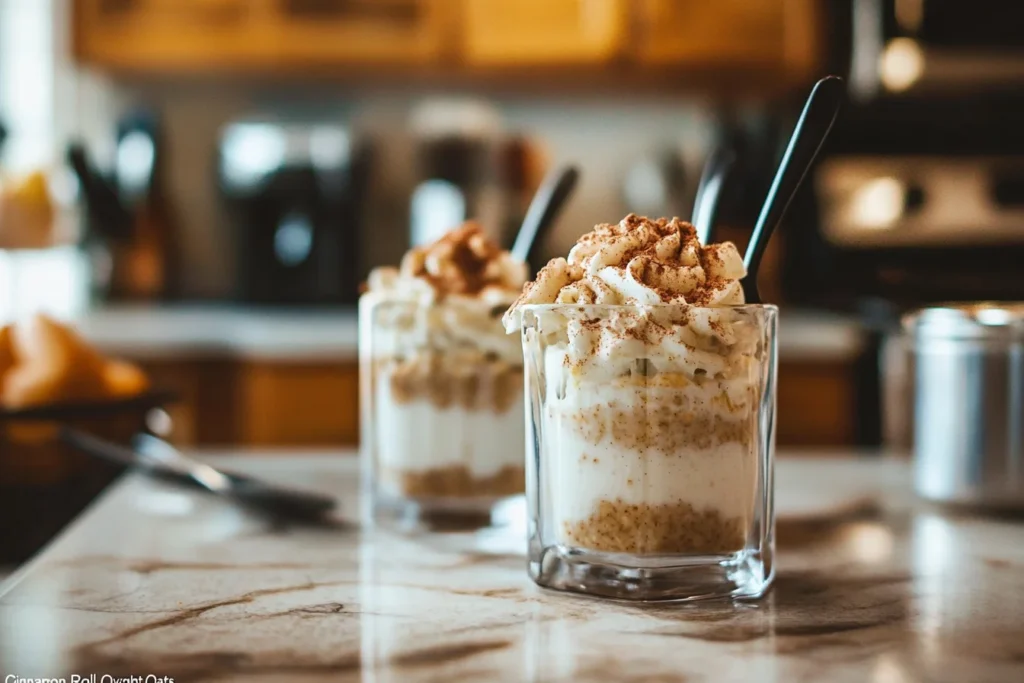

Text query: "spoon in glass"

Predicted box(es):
[692, 144, 736, 245]
[742, 75, 845, 304]
[512, 165, 579, 272]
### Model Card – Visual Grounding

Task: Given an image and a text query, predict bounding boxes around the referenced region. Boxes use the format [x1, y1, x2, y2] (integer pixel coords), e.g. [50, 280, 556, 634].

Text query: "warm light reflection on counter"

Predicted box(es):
[0, 578, 68, 675]
[873, 653, 912, 683]
[845, 521, 895, 564]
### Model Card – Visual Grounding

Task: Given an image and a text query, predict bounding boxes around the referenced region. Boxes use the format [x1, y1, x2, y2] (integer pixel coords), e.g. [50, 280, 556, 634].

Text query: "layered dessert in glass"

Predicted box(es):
[504, 214, 777, 600]
[361, 222, 528, 523]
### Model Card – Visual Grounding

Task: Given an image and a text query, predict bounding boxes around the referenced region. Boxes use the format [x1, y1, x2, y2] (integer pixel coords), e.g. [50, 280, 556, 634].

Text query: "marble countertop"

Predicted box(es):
[73, 305, 864, 363]
[74, 305, 361, 362]
[2, 452, 1022, 682]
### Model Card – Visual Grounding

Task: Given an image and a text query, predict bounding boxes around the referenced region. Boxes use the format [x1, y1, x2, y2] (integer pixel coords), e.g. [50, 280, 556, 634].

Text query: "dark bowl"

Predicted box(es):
[0, 390, 177, 565]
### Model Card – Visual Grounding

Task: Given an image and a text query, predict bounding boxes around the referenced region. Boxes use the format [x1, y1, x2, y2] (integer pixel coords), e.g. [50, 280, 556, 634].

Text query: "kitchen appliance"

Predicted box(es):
[408, 100, 537, 252]
[904, 303, 1024, 510]
[67, 108, 177, 301]
[849, 0, 1024, 100]
[218, 119, 371, 305]
[788, 99, 1024, 311]
[782, 96, 1024, 311]
[114, 109, 178, 299]
[779, 4, 1024, 447]
[787, 1, 1024, 309]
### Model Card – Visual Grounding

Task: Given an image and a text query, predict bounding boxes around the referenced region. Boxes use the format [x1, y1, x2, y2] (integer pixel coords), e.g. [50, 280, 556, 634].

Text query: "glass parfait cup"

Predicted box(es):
[360, 291, 526, 526]
[521, 303, 777, 601]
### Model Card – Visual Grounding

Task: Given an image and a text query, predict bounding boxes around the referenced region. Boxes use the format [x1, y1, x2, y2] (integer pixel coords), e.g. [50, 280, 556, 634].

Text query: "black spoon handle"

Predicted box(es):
[743, 75, 845, 303]
[60, 428, 336, 521]
[512, 165, 579, 267]
[692, 145, 736, 245]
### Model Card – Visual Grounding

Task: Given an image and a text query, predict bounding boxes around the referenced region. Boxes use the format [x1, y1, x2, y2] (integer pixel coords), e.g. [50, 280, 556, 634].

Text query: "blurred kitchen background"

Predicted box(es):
[1, 0, 1023, 521]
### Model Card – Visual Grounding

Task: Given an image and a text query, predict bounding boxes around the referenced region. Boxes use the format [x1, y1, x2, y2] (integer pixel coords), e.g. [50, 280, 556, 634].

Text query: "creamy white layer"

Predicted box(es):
[539, 367, 759, 539]
[367, 292, 522, 365]
[374, 377, 524, 480]
[524, 306, 759, 383]
[544, 430, 758, 538]
[542, 345, 756, 419]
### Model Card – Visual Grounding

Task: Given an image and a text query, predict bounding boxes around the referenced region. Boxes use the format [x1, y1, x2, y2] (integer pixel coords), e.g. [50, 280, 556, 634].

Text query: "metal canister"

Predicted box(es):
[903, 303, 1024, 510]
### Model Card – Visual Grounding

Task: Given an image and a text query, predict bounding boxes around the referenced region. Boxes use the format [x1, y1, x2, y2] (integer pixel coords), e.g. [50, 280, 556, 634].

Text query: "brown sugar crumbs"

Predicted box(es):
[563, 499, 745, 555]
[379, 352, 522, 414]
[383, 464, 525, 499]
[557, 394, 754, 451]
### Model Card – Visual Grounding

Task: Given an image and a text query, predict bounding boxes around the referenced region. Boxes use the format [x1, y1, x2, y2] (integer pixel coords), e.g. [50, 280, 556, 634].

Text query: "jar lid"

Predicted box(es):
[903, 302, 1024, 340]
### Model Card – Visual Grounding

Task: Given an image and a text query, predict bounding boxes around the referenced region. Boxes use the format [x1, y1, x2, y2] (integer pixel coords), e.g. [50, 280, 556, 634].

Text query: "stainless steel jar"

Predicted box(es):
[904, 303, 1024, 510]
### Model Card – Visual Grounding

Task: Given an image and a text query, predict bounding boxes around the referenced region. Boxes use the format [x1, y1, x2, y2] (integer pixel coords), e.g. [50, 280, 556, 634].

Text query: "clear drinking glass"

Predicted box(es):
[521, 303, 777, 600]
[360, 292, 526, 526]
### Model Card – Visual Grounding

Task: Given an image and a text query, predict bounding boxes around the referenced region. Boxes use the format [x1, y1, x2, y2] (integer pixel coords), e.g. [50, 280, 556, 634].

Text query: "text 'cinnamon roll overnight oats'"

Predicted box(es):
[360, 222, 528, 522]
[504, 214, 777, 601]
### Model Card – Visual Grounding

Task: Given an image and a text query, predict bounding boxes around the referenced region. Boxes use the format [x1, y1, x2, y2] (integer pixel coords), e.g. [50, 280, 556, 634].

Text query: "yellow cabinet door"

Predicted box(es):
[461, 0, 626, 66]
[633, 0, 820, 77]
[74, 0, 452, 71]
[74, 0, 259, 70]
[260, 0, 452, 66]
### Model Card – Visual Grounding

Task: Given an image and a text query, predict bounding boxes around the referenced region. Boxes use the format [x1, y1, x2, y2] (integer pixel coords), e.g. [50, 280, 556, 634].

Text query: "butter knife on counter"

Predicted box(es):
[60, 428, 337, 522]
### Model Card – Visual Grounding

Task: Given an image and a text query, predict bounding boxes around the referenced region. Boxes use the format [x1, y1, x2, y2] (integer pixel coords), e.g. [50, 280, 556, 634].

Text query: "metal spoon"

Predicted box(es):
[60, 428, 337, 521]
[511, 165, 579, 270]
[692, 144, 736, 245]
[742, 76, 845, 304]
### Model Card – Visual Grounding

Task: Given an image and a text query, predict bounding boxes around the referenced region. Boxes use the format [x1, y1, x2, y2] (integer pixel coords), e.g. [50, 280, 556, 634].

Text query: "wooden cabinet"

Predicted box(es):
[135, 357, 358, 447]
[74, 0, 453, 72]
[73, 0, 822, 91]
[134, 355, 854, 449]
[460, 0, 626, 66]
[777, 360, 856, 447]
[75, 0, 258, 71]
[632, 0, 820, 77]
[263, 0, 452, 65]
[238, 361, 359, 446]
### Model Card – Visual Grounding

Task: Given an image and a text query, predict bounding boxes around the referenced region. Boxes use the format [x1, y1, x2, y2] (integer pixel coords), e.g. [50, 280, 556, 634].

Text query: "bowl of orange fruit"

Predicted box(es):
[0, 314, 176, 562]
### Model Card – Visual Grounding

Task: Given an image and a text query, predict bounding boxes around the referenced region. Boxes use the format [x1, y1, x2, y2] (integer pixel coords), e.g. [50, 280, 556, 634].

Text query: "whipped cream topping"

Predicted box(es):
[367, 221, 527, 307]
[503, 214, 746, 334]
[504, 214, 761, 382]
[363, 222, 527, 364]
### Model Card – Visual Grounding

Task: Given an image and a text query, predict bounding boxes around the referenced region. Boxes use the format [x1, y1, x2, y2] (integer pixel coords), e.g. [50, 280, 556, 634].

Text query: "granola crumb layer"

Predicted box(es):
[383, 465, 525, 499]
[561, 406, 753, 451]
[562, 499, 745, 555]
[378, 353, 522, 413]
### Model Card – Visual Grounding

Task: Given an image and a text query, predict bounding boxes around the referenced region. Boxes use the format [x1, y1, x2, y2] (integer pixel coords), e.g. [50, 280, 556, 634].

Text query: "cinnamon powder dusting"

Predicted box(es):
[401, 221, 508, 298]
[503, 213, 747, 326]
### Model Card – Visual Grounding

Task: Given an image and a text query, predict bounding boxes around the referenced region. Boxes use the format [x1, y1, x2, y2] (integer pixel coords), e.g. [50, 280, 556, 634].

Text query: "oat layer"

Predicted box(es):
[384, 465, 525, 499]
[562, 499, 745, 555]
[379, 353, 522, 413]
[557, 403, 752, 451]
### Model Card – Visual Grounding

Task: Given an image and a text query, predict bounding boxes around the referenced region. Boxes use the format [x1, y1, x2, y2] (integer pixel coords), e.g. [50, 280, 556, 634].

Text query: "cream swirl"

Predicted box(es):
[503, 214, 758, 381]
[367, 221, 527, 305]
[503, 214, 746, 334]
[364, 222, 527, 364]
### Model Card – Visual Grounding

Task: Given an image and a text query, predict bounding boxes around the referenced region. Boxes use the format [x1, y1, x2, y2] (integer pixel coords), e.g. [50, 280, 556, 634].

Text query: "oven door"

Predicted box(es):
[850, 0, 1024, 99]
